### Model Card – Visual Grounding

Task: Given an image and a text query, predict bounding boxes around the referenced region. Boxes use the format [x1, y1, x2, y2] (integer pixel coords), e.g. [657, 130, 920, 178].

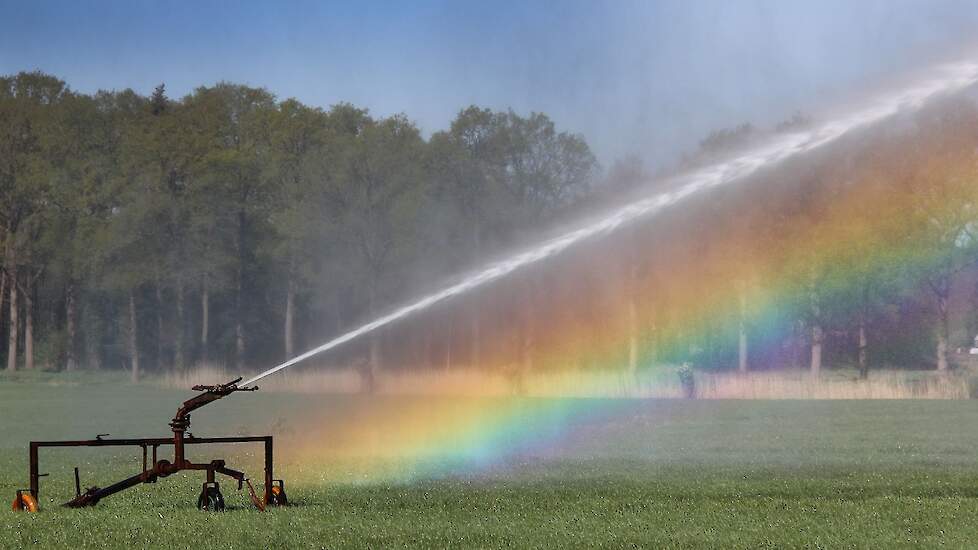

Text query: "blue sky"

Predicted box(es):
[2, 0, 978, 167]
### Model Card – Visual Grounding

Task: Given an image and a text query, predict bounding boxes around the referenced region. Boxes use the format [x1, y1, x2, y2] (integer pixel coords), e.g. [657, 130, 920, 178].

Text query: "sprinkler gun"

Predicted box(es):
[13, 377, 288, 513]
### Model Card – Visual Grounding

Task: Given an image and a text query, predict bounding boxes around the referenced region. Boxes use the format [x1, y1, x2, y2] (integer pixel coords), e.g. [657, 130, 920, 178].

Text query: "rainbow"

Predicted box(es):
[284, 395, 633, 483]
[283, 64, 978, 482]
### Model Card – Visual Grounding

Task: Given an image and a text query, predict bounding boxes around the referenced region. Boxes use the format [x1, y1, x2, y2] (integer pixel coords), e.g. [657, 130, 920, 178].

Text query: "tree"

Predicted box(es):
[900, 99, 978, 371]
[184, 83, 276, 370]
[0, 71, 71, 371]
[263, 98, 332, 360]
[817, 145, 910, 379]
[85, 88, 159, 381]
[332, 113, 428, 378]
[429, 107, 510, 367]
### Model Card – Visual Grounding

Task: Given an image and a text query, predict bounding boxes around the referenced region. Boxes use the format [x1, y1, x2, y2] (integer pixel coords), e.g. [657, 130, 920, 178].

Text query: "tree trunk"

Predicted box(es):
[620, 228, 642, 374]
[128, 289, 139, 383]
[367, 282, 380, 370]
[0, 269, 5, 370]
[443, 336, 452, 371]
[65, 282, 78, 371]
[24, 275, 33, 370]
[363, 280, 380, 393]
[857, 315, 868, 379]
[6, 247, 17, 372]
[424, 323, 434, 368]
[369, 334, 381, 373]
[809, 263, 822, 376]
[235, 285, 245, 371]
[937, 291, 950, 372]
[175, 280, 185, 371]
[646, 295, 658, 364]
[155, 278, 165, 370]
[811, 324, 823, 376]
[0, 227, 6, 361]
[856, 281, 869, 379]
[470, 224, 482, 368]
[443, 313, 453, 371]
[738, 284, 748, 373]
[791, 319, 804, 369]
[470, 303, 481, 368]
[0, 267, 6, 335]
[515, 308, 533, 396]
[235, 210, 246, 371]
[200, 281, 209, 365]
[284, 270, 295, 360]
[521, 328, 533, 372]
[334, 293, 344, 335]
[738, 328, 748, 374]
[86, 315, 101, 371]
[521, 282, 535, 374]
[628, 295, 639, 374]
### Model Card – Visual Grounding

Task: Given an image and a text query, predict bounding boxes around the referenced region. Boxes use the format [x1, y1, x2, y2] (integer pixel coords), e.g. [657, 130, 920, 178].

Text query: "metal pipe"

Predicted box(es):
[265, 437, 273, 504]
[29, 442, 38, 498]
[31, 436, 270, 447]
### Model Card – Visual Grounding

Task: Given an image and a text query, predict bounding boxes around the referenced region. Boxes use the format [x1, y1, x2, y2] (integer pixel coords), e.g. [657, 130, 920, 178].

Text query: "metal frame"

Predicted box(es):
[20, 378, 284, 511]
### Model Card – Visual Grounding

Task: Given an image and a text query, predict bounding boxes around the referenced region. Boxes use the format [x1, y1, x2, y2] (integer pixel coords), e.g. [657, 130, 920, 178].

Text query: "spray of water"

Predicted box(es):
[241, 60, 978, 388]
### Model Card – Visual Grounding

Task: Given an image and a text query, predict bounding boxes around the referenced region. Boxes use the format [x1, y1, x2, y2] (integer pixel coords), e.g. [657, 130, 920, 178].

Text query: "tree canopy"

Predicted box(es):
[1, 71, 977, 385]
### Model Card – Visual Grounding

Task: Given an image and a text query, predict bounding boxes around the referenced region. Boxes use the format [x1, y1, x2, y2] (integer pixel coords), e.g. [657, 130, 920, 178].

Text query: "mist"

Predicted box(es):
[6, 4, 978, 544]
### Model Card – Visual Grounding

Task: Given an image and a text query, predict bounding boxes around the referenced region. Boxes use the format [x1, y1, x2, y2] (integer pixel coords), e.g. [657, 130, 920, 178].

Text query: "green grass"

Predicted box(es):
[4, 372, 978, 548]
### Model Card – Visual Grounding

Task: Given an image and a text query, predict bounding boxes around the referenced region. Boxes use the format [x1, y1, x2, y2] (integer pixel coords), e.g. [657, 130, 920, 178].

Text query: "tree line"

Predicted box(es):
[498, 96, 978, 378]
[2, 70, 977, 384]
[374, 95, 978, 381]
[0, 71, 596, 380]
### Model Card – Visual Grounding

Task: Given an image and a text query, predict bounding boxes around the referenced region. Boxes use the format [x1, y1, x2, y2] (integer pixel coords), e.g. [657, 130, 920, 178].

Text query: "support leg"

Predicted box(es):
[264, 437, 273, 504]
[64, 470, 154, 508]
[29, 442, 39, 499]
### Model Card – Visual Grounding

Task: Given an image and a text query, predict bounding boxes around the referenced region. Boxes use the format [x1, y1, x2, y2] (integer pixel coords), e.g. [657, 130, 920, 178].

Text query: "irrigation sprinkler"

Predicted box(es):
[11, 377, 288, 513]
[12, 58, 978, 514]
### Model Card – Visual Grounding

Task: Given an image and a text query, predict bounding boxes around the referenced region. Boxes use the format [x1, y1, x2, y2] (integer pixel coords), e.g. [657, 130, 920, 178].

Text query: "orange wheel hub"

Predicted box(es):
[12, 492, 39, 512]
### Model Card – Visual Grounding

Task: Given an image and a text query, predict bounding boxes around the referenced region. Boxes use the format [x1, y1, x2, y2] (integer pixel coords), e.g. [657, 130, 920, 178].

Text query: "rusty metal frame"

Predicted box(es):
[22, 378, 284, 511]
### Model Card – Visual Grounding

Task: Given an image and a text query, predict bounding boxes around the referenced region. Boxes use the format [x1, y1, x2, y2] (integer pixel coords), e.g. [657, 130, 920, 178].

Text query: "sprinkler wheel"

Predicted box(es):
[197, 482, 225, 512]
[267, 479, 288, 506]
[12, 491, 39, 513]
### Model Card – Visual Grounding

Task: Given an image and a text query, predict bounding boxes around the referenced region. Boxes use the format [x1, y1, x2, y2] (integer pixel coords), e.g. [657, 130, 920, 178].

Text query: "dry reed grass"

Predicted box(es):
[161, 364, 970, 399]
[693, 370, 969, 399]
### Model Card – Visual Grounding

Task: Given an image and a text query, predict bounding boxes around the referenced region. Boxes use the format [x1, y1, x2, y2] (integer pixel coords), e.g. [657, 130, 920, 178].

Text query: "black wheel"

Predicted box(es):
[197, 484, 225, 511]
[268, 480, 288, 507]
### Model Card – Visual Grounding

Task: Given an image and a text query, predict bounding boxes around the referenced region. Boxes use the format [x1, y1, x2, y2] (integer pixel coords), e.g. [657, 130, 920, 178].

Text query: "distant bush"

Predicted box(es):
[36, 329, 67, 371]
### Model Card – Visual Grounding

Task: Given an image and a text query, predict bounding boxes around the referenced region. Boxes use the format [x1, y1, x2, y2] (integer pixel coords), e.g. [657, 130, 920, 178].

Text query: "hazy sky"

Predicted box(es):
[3, 0, 978, 167]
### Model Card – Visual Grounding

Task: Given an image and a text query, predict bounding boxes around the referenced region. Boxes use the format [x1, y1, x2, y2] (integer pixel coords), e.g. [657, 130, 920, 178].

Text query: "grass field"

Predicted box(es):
[4, 371, 978, 548]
